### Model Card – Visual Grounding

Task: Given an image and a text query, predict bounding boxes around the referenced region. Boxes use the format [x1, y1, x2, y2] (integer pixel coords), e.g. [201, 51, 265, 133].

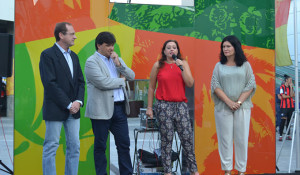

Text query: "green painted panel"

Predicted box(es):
[110, 4, 195, 34]
[15, 43, 44, 150]
[193, 0, 275, 48]
[110, 0, 274, 49]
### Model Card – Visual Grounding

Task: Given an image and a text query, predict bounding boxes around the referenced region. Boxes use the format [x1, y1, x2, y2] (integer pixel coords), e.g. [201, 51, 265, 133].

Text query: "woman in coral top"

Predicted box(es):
[146, 40, 199, 175]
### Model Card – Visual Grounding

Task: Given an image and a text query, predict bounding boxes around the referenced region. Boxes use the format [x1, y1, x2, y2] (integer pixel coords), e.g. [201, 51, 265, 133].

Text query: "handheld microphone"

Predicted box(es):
[172, 54, 184, 71]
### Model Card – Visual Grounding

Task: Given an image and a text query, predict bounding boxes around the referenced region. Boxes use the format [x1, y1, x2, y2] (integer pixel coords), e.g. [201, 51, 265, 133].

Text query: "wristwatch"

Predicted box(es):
[237, 101, 242, 105]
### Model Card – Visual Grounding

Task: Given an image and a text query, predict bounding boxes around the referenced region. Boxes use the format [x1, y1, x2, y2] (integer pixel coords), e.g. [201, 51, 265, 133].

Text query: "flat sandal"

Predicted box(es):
[224, 171, 231, 175]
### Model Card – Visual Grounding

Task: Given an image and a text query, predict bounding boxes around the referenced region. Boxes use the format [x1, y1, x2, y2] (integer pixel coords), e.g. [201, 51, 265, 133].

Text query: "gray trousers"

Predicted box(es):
[214, 108, 251, 172]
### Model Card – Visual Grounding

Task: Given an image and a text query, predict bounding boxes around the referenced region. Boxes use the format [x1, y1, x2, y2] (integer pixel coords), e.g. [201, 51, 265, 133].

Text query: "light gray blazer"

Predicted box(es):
[84, 52, 135, 120]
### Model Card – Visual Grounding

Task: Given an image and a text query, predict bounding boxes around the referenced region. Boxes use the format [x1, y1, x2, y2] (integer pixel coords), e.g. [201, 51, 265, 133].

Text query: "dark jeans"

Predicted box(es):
[91, 102, 133, 175]
[276, 103, 281, 127]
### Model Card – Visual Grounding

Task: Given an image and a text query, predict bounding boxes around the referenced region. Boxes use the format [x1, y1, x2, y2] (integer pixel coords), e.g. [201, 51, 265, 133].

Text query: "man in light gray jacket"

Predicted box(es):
[85, 32, 135, 175]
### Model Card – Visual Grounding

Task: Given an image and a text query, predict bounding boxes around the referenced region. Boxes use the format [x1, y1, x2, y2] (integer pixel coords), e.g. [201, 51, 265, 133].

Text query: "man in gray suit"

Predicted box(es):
[85, 31, 135, 175]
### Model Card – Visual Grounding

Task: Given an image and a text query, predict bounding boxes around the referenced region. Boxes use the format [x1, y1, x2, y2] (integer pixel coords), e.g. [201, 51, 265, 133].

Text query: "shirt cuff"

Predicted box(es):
[67, 102, 72, 110]
[75, 100, 83, 107]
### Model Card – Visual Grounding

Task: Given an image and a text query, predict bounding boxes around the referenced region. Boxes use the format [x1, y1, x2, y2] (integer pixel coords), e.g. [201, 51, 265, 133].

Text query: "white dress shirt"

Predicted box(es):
[96, 51, 125, 102]
[55, 43, 82, 109]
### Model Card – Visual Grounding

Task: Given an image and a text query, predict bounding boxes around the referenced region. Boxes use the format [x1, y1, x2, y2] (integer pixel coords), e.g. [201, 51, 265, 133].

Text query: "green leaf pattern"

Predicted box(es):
[110, 0, 274, 49]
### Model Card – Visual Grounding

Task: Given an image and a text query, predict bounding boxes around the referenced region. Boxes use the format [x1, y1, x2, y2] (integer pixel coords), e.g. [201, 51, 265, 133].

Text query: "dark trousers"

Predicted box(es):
[276, 103, 281, 127]
[279, 108, 294, 136]
[91, 103, 133, 175]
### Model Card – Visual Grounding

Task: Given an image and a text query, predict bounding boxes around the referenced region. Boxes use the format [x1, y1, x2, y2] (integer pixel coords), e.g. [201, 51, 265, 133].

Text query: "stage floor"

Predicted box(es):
[0, 117, 298, 174]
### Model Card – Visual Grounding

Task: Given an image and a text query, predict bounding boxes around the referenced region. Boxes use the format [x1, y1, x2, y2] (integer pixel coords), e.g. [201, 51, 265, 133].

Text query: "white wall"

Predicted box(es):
[0, 0, 14, 21]
[288, 0, 300, 62]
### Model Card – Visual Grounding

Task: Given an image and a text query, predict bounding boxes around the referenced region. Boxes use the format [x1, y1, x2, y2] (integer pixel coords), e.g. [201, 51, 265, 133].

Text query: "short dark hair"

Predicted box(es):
[219, 35, 247, 67]
[284, 74, 291, 82]
[158, 40, 183, 69]
[95, 32, 116, 50]
[54, 22, 72, 42]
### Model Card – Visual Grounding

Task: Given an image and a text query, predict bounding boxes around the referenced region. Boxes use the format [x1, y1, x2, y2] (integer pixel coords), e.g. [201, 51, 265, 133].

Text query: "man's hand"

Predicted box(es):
[120, 75, 126, 81]
[111, 51, 121, 67]
[70, 101, 81, 114]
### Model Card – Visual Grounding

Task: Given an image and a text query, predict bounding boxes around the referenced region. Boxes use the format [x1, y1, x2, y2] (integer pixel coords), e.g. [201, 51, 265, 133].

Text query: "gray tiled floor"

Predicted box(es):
[1, 116, 300, 174]
[276, 125, 298, 174]
[0, 116, 14, 175]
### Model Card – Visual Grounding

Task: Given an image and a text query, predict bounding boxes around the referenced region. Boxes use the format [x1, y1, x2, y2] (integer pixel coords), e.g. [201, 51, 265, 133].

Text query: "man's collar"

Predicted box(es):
[95, 51, 109, 60]
[55, 43, 71, 54]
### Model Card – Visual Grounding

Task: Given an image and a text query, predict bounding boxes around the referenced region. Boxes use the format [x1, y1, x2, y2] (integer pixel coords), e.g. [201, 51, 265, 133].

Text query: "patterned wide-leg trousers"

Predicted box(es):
[156, 100, 198, 173]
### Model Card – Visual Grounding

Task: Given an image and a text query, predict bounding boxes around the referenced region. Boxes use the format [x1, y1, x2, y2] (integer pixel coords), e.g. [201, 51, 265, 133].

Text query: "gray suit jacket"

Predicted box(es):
[84, 52, 135, 119]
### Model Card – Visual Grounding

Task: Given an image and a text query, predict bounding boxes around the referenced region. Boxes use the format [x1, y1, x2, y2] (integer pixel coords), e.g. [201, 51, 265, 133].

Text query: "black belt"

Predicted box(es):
[114, 101, 124, 105]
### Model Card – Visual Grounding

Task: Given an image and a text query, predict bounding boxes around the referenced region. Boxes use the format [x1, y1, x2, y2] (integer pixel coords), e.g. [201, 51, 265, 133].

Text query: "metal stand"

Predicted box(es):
[0, 160, 13, 174]
[132, 128, 182, 174]
[276, 111, 297, 173]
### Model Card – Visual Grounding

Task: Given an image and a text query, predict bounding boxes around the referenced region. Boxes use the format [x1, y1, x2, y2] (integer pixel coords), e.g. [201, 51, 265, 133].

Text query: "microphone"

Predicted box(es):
[172, 54, 183, 71]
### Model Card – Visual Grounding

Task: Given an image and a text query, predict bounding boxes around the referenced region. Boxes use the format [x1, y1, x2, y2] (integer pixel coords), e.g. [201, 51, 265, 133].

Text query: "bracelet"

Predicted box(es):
[147, 107, 152, 109]
[237, 101, 242, 105]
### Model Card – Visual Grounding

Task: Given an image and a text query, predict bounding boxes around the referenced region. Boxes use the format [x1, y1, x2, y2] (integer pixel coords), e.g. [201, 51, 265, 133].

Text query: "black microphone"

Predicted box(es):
[172, 54, 183, 71]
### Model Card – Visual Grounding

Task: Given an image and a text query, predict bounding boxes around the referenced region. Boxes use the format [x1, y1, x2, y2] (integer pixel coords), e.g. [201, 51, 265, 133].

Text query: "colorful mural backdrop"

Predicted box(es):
[15, 0, 275, 174]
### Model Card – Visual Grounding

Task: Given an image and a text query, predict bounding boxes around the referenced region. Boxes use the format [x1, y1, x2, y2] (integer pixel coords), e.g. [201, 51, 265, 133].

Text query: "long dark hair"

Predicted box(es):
[158, 40, 183, 69]
[219, 35, 247, 67]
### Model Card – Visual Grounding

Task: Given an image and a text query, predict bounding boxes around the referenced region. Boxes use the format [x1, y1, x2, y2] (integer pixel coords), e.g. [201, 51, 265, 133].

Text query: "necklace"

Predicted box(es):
[170, 63, 175, 69]
[166, 61, 175, 69]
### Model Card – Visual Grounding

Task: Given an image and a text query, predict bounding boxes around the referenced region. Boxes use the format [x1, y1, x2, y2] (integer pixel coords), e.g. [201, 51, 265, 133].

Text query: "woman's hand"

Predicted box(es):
[175, 59, 183, 67]
[226, 100, 241, 111]
[232, 102, 241, 111]
[146, 108, 153, 119]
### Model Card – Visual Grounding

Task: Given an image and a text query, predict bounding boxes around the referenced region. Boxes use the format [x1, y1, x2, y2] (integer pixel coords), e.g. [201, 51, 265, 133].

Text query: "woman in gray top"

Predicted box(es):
[211, 35, 256, 175]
